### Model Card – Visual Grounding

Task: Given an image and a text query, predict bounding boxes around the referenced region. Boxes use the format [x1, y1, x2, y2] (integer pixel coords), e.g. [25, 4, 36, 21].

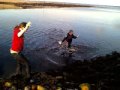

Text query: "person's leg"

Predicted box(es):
[62, 37, 66, 42]
[61, 40, 68, 48]
[16, 62, 22, 75]
[68, 41, 72, 48]
[11, 53, 22, 75]
[20, 53, 30, 78]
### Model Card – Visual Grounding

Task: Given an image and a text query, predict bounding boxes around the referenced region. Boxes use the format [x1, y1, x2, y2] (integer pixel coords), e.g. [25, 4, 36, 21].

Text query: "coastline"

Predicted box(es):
[0, 51, 120, 89]
[0, 1, 92, 9]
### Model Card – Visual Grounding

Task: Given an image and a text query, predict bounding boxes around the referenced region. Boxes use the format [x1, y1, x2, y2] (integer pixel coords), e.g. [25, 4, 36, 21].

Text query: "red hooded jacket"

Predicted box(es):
[11, 26, 24, 52]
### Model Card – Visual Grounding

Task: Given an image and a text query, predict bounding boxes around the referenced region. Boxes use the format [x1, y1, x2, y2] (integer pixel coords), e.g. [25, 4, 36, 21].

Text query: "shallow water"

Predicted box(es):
[0, 7, 120, 77]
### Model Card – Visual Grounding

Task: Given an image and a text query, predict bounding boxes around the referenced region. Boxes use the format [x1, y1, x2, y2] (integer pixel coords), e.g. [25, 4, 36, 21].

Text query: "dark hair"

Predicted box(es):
[69, 30, 73, 33]
[19, 22, 27, 28]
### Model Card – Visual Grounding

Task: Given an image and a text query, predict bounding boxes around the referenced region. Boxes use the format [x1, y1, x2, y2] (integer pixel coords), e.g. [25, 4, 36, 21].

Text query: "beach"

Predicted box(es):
[1, 51, 120, 89]
[0, 1, 120, 89]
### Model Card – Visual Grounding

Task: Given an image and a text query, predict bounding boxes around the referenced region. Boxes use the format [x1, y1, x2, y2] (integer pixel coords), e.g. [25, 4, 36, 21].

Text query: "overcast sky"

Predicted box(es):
[29, 0, 120, 6]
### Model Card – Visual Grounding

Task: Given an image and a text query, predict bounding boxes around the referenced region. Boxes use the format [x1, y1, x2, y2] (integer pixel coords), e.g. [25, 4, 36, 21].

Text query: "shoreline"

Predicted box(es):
[0, 51, 120, 89]
[0, 1, 119, 10]
[0, 1, 92, 9]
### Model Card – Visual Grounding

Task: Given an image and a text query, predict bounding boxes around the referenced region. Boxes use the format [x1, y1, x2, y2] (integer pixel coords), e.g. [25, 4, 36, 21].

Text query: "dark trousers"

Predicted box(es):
[62, 38, 72, 48]
[68, 41, 72, 48]
[11, 53, 30, 78]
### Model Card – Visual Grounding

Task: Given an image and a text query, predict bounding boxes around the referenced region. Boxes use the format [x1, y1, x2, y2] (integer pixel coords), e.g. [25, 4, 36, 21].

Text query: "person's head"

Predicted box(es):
[19, 22, 27, 30]
[68, 30, 73, 35]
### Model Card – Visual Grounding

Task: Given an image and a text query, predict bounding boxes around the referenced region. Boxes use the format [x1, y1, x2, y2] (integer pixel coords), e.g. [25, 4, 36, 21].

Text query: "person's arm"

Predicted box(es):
[17, 22, 31, 37]
[17, 29, 26, 37]
[72, 35, 77, 39]
[73, 34, 79, 39]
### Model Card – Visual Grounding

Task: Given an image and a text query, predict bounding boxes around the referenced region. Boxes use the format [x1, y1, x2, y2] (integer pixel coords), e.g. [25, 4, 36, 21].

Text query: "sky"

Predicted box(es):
[29, 0, 120, 6]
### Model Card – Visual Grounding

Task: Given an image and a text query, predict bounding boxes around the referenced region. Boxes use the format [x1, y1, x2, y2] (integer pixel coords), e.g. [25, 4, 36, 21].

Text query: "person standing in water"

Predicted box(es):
[10, 22, 31, 78]
[60, 30, 78, 48]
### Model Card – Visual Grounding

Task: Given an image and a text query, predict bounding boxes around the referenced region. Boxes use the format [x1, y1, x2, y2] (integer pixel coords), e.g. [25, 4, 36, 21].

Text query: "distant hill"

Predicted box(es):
[0, 0, 25, 2]
[0, 0, 92, 9]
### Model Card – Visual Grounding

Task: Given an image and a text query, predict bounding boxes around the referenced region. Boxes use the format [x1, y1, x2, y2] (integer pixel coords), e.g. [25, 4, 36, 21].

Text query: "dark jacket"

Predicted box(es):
[62, 33, 77, 43]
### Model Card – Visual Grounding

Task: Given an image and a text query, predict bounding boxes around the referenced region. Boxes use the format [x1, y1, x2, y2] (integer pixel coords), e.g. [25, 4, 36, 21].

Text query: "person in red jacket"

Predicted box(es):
[10, 22, 31, 78]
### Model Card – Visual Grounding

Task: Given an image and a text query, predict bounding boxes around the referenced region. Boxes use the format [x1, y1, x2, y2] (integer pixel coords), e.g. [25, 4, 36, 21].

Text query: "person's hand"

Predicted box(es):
[26, 21, 31, 27]
[58, 41, 62, 45]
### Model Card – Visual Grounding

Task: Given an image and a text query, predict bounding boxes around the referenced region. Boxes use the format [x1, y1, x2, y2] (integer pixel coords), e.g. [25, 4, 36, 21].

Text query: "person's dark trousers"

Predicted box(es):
[11, 52, 30, 78]
[68, 41, 72, 48]
[62, 38, 72, 48]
